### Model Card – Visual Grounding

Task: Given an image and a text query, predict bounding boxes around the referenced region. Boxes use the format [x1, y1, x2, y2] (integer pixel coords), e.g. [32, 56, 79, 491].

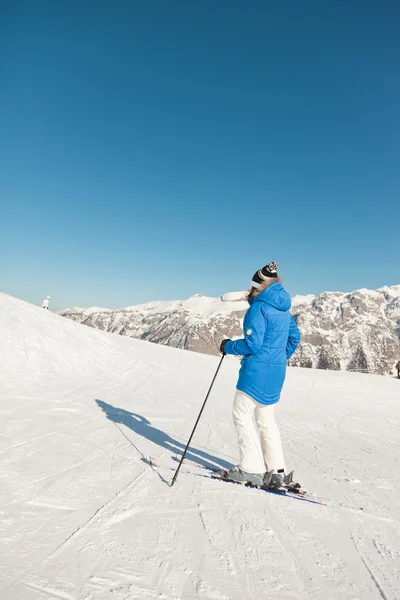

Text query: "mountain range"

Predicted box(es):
[59, 285, 400, 375]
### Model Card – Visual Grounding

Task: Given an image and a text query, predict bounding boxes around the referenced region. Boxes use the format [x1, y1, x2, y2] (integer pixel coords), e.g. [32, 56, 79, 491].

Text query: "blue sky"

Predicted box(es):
[1, 1, 399, 310]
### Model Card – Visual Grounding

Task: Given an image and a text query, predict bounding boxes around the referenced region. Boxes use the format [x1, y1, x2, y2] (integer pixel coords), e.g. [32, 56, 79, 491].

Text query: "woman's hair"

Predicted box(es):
[247, 277, 282, 299]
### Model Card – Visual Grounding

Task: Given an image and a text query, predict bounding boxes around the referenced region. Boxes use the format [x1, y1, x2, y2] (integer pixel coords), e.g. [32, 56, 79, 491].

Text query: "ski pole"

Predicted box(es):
[171, 354, 225, 487]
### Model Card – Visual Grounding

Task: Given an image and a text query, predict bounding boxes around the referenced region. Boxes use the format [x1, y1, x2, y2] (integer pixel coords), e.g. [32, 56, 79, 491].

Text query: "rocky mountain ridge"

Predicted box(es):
[58, 285, 400, 375]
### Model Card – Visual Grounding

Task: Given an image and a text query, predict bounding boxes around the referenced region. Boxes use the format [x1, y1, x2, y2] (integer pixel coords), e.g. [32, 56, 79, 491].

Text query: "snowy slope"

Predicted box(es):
[1, 292, 400, 600]
[59, 285, 400, 375]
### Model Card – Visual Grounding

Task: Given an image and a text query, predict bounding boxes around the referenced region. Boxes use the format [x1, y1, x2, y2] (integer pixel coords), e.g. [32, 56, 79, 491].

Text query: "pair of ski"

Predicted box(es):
[207, 469, 328, 506]
[146, 457, 327, 506]
[211, 468, 303, 495]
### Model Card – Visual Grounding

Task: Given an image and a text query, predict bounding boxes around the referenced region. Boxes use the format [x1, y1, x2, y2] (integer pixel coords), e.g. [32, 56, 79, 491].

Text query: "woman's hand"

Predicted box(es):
[220, 339, 231, 354]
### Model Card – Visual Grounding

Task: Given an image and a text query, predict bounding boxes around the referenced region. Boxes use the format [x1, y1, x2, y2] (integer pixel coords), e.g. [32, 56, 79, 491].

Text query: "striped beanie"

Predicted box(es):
[251, 262, 279, 289]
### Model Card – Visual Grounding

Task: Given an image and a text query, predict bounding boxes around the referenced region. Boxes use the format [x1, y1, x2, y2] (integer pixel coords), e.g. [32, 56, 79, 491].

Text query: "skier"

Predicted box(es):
[42, 296, 50, 310]
[220, 261, 300, 490]
[396, 360, 400, 379]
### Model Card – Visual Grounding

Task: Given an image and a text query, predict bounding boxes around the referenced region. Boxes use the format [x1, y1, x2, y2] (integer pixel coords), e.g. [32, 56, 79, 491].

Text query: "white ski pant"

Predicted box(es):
[233, 390, 285, 474]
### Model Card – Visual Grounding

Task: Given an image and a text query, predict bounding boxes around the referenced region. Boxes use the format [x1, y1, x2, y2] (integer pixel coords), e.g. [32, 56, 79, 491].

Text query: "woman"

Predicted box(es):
[220, 261, 300, 489]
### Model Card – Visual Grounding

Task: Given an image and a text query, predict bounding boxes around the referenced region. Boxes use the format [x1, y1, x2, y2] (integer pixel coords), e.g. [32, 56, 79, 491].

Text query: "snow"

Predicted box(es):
[183, 294, 248, 318]
[64, 294, 249, 323]
[291, 293, 317, 306]
[220, 292, 248, 303]
[1, 292, 400, 599]
[65, 306, 112, 315]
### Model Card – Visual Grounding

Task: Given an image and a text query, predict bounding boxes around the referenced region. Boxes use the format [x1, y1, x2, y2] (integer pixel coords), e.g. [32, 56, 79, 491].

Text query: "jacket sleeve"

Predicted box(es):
[223, 303, 266, 356]
[286, 316, 300, 359]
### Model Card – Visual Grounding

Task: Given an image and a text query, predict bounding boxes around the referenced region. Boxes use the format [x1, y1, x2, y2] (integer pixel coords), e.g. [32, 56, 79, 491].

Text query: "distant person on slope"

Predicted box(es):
[219, 261, 300, 490]
[42, 296, 50, 310]
[396, 360, 400, 379]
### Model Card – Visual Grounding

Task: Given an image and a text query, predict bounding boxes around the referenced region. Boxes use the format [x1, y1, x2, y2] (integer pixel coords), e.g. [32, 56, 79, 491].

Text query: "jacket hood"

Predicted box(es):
[249, 282, 291, 311]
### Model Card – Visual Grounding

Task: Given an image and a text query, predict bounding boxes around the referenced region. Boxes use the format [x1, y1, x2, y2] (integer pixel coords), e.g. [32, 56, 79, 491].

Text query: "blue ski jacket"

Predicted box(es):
[223, 282, 300, 405]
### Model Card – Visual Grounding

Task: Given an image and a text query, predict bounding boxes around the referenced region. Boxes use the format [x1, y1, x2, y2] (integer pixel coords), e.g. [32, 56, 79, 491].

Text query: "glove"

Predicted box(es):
[220, 339, 231, 354]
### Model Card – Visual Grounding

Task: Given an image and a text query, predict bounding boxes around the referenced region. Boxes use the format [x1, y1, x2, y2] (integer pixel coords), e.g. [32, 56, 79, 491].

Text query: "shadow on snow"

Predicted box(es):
[95, 399, 232, 472]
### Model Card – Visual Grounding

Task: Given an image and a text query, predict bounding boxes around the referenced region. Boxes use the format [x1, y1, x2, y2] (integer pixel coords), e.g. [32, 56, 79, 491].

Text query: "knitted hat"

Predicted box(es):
[251, 262, 279, 289]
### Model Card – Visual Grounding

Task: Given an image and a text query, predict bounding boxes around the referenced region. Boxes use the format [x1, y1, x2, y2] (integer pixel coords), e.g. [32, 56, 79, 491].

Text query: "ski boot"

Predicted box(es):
[220, 466, 264, 486]
[263, 469, 287, 492]
[282, 470, 303, 493]
[262, 469, 303, 494]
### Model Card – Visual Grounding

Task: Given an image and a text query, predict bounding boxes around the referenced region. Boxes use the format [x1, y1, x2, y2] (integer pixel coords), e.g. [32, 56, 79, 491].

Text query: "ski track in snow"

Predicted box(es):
[1, 292, 400, 599]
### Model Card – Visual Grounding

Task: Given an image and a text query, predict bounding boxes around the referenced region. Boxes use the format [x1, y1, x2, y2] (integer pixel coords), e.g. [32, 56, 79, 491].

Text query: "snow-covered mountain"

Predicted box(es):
[290, 285, 400, 374]
[59, 285, 400, 375]
[58, 292, 249, 356]
[2, 292, 400, 599]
